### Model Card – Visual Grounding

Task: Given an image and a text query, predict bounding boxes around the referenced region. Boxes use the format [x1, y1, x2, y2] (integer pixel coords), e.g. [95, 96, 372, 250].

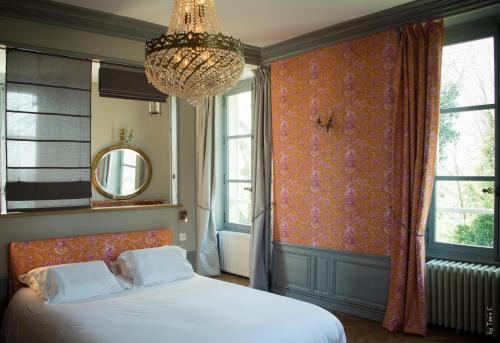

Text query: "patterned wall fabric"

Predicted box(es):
[9, 228, 173, 297]
[271, 30, 398, 256]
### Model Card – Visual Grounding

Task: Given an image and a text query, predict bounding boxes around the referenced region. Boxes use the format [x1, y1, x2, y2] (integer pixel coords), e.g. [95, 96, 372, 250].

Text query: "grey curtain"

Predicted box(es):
[195, 97, 221, 276]
[250, 67, 272, 290]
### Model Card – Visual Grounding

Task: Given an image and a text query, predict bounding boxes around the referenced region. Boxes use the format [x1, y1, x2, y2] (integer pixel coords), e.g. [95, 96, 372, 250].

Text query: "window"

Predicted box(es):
[2, 49, 91, 213]
[428, 34, 499, 262]
[0, 47, 5, 214]
[223, 83, 253, 231]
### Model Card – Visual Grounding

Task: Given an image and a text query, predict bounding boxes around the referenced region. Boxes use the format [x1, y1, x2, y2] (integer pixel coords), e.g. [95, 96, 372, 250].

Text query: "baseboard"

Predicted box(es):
[271, 242, 390, 322]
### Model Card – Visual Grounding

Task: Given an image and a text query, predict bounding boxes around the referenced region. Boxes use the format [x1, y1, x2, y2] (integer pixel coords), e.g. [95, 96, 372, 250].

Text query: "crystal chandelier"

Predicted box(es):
[145, 0, 245, 106]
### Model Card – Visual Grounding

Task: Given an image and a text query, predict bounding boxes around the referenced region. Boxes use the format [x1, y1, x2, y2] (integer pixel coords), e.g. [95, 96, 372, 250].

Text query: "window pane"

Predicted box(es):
[441, 37, 494, 108]
[435, 180, 494, 248]
[228, 137, 251, 180]
[437, 110, 494, 176]
[228, 182, 251, 226]
[227, 91, 251, 136]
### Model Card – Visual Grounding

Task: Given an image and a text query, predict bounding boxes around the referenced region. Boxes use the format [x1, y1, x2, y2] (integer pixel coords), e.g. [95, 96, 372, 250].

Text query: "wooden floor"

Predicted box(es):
[213, 273, 493, 342]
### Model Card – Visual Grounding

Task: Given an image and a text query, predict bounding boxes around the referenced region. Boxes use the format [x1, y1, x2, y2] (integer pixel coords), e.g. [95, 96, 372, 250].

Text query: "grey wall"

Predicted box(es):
[272, 243, 390, 322]
[0, 16, 144, 65]
[177, 100, 197, 253]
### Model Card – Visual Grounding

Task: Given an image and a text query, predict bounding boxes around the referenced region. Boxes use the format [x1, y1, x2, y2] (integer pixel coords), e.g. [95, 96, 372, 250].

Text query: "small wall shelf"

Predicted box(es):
[0, 203, 183, 219]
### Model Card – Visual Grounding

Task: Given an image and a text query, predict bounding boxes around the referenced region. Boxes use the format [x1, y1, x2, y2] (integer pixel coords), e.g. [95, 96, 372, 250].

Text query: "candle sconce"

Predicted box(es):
[316, 115, 334, 133]
[118, 128, 134, 146]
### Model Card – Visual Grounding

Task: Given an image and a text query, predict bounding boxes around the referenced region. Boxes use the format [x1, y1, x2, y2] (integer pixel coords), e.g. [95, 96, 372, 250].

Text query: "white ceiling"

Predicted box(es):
[52, 0, 413, 47]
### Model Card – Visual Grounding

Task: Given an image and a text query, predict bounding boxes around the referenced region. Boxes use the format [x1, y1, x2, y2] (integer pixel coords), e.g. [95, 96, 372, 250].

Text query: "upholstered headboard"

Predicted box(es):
[8, 228, 173, 298]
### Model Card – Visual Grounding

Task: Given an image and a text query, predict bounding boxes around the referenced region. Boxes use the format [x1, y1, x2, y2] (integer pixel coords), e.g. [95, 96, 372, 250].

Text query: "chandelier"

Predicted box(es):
[145, 0, 245, 106]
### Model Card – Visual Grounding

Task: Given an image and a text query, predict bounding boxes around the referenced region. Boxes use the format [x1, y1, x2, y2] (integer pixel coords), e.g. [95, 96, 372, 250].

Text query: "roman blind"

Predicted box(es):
[5, 49, 91, 212]
[99, 63, 167, 102]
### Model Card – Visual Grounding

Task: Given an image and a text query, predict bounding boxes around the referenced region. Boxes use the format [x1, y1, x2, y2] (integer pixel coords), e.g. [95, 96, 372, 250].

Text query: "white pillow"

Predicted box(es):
[116, 246, 194, 286]
[19, 261, 124, 304]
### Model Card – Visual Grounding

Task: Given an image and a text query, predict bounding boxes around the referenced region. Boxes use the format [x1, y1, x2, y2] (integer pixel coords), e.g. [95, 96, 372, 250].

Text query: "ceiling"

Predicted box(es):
[51, 0, 413, 47]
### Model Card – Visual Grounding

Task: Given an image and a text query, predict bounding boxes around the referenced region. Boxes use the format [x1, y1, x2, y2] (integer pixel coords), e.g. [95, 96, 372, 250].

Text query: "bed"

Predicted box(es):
[1, 229, 346, 343]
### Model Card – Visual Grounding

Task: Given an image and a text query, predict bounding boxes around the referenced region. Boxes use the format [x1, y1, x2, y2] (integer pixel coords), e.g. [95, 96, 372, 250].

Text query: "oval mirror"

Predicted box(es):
[92, 145, 152, 199]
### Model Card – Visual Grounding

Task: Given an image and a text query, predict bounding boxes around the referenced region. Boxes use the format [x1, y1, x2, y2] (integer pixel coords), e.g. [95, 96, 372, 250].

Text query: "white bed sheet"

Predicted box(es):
[1, 275, 346, 343]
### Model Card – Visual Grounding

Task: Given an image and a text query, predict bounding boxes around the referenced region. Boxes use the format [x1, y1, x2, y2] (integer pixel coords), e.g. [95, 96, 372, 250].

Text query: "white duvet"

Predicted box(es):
[1, 275, 346, 343]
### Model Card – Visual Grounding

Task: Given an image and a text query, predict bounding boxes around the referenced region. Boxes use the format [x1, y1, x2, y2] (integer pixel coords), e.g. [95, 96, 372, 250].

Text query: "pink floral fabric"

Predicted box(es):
[382, 21, 444, 336]
[271, 30, 398, 255]
[9, 228, 173, 297]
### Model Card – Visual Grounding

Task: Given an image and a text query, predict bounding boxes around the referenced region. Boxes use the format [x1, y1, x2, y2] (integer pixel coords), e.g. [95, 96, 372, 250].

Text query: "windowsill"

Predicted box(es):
[218, 227, 251, 234]
[0, 203, 183, 218]
[427, 248, 500, 266]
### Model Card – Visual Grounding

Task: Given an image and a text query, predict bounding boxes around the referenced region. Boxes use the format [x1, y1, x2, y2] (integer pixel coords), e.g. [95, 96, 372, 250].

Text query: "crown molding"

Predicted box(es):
[0, 0, 262, 65]
[261, 0, 500, 64]
[0, 0, 165, 42]
[1, 0, 498, 67]
[241, 44, 261, 66]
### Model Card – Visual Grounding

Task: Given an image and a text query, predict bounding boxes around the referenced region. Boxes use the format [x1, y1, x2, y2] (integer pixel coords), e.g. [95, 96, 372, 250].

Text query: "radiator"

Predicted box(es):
[426, 259, 500, 337]
[218, 231, 250, 277]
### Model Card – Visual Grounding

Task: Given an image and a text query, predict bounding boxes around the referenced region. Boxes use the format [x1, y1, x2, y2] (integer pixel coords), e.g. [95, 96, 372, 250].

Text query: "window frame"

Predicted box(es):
[427, 21, 500, 265]
[222, 79, 254, 233]
[0, 47, 5, 214]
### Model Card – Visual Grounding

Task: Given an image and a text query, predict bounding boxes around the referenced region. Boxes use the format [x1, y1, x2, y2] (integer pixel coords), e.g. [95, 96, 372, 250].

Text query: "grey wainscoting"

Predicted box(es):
[272, 242, 390, 322]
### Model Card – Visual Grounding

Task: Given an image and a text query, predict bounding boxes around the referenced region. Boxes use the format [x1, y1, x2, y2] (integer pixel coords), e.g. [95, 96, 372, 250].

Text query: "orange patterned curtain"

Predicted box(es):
[383, 21, 444, 336]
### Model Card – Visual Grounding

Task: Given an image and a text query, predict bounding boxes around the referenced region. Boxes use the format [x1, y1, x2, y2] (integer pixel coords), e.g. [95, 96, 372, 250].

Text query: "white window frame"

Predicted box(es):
[222, 79, 253, 232]
[427, 23, 500, 265]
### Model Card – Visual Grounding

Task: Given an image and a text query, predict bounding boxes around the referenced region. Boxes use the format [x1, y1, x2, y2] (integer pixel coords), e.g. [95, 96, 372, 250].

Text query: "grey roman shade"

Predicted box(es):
[99, 63, 167, 102]
[5, 49, 91, 212]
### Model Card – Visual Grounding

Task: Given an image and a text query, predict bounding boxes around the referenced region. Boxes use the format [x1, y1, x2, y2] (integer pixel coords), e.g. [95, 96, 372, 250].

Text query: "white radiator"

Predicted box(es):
[426, 259, 500, 337]
[218, 231, 250, 277]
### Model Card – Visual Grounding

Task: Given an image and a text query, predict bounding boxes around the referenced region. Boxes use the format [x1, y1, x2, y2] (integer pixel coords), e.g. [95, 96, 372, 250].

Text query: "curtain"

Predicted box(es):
[383, 21, 444, 336]
[196, 97, 221, 276]
[249, 67, 272, 290]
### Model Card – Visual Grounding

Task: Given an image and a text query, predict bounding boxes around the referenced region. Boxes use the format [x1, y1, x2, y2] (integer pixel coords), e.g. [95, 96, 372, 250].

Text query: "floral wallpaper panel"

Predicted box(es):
[271, 30, 397, 256]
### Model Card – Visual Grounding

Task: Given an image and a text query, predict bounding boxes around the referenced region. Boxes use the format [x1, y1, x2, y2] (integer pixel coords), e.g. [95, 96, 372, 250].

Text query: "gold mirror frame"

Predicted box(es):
[91, 144, 152, 200]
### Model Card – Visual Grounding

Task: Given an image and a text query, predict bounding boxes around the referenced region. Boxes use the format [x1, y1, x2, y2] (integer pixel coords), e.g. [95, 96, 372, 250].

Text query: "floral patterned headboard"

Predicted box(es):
[8, 228, 173, 298]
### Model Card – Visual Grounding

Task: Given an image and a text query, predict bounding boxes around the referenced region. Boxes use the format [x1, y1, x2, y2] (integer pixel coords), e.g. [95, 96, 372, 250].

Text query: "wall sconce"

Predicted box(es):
[179, 210, 188, 223]
[148, 101, 161, 116]
[118, 128, 134, 146]
[316, 115, 334, 133]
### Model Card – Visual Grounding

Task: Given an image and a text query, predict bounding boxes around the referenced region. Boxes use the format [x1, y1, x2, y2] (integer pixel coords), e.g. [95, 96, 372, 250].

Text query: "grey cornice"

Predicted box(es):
[261, 0, 500, 64]
[241, 44, 261, 65]
[0, 0, 166, 41]
[0, 0, 262, 64]
[1, 0, 499, 67]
